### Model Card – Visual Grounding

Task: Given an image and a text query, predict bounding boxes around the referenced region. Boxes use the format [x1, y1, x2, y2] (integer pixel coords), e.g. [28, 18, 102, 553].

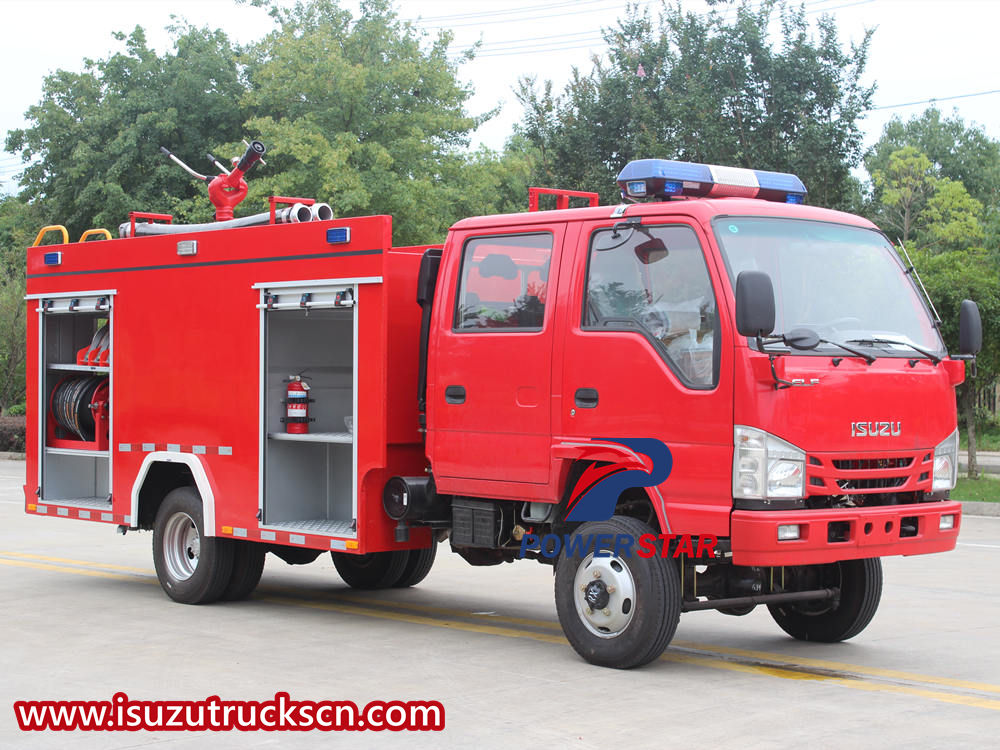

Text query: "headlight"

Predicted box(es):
[733, 426, 806, 500]
[932, 429, 959, 492]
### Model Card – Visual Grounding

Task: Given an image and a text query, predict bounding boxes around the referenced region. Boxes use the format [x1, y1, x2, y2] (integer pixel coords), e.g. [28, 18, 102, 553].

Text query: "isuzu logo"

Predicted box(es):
[851, 421, 901, 437]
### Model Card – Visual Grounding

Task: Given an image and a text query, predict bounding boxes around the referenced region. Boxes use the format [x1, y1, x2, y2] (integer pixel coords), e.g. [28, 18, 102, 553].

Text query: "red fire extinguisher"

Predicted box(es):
[284, 375, 313, 434]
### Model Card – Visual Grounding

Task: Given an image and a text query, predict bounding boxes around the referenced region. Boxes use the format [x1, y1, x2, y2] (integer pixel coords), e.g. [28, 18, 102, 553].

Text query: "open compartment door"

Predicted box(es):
[256, 280, 362, 538]
[31, 292, 114, 508]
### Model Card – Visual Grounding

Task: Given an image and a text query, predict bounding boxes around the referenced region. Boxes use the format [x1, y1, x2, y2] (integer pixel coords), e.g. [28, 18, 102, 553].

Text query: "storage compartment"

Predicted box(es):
[260, 289, 357, 536]
[39, 297, 112, 506]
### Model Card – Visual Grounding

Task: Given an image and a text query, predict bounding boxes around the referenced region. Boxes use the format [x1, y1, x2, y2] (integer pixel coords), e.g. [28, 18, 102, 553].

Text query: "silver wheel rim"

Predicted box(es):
[163, 512, 200, 581]
[572, 551, 637, 638]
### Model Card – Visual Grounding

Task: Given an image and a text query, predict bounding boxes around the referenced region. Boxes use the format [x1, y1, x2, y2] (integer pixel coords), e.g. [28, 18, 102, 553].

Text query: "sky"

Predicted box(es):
[1, 0, 998, 194]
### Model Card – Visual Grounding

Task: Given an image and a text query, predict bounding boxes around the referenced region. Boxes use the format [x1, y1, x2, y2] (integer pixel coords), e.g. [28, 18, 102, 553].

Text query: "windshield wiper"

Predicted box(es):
[818, 338, 876, 365]
[767, 329, 876, 365]
[846, 337, 942, 365]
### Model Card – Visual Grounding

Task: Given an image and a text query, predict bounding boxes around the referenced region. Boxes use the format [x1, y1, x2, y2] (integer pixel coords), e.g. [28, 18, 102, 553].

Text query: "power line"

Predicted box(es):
[408, 0, 613, 24]
[870, 89, 1000, 111]
[418, 0, 657, 30]
[448, 0, 871, 58]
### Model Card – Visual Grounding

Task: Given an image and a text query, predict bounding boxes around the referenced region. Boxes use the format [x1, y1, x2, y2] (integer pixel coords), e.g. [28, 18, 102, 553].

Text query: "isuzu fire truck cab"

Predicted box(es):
[24, 153, 982, 669]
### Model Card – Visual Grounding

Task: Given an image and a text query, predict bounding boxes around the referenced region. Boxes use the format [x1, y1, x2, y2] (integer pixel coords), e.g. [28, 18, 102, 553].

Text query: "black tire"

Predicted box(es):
[554, 516, 681, 669]
[152, 487, 234, 604]
[222, 541, 267, 601]
[393, 543, 437, 588]
[768, 558, 883, 642]
[331, 550, 409, 589]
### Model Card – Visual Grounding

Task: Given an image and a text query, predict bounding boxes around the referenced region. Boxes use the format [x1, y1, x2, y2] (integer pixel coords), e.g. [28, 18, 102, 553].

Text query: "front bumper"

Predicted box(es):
[730, 501, 961, 566]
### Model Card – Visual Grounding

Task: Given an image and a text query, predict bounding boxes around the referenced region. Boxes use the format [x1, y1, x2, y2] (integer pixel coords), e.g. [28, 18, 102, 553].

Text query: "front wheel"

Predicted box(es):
[152, 487, 234, 604]
[768, 558, 883, 642]
[554, 516, 680, 669]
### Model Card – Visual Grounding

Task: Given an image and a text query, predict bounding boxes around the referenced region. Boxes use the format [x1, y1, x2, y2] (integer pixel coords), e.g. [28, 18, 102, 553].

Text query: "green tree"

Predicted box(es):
[0, 197, 44, 412]
[921, 179, 985, 253]
[238, 0, 492, 245]
[513, 0, 874, 209]
[5, 24, 248, 238]
[866, 107, 1000, 250]
[870, 146, 937, 244]
[914, 247, 1000, 477]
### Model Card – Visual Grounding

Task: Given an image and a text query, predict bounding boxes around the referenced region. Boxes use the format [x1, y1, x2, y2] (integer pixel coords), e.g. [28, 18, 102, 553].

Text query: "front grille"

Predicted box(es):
[808, 450, 931, 497]
[836, 476, 907, 491]
[833, 457, 913, 471]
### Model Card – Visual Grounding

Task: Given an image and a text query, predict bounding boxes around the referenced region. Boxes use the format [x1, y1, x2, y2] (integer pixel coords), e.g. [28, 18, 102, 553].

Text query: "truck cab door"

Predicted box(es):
[427, 226, 564, 494]
[552, 217, 734, 536]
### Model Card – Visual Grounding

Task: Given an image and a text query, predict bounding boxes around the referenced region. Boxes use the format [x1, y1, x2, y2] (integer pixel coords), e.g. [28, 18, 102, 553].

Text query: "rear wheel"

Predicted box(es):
[222, 541, 267, 601]
[331, 550, 409, 589]
[152, 487, 234, 604]
[393, 543, 437, 588]
[768, 558, 883, 642]
[554, 516, 680, 669]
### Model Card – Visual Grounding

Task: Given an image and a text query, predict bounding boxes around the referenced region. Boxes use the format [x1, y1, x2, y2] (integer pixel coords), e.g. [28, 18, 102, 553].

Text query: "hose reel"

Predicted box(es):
[49, 375, 109, 442]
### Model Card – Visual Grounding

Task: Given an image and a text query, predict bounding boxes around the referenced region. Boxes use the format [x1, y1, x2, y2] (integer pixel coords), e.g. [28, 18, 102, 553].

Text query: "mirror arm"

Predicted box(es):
[757, 334, 794, 390]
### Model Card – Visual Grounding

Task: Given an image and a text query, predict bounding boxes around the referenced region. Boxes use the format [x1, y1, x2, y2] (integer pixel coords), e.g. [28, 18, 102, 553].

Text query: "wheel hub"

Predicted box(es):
[163, 511, 200, 582]
[585, 580, 611, 610]
[572, 552, 637, 638]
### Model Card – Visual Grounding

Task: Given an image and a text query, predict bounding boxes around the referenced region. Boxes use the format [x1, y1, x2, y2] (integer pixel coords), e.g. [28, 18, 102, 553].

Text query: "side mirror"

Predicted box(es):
[959, 299, 982, 355]
[735, 271, 775, 337]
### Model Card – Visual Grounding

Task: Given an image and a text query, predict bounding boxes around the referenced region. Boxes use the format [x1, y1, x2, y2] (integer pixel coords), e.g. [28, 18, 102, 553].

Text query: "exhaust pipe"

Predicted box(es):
[119, 202, 314, 237]
[310, 202, 333, 222]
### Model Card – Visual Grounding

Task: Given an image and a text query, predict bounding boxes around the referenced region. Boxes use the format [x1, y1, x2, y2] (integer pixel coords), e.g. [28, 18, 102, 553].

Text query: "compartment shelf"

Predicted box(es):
[43, 496, 111, 509]
[267, 431, 352, 444]
[45, 446, 110, 458]
[47, 363, 110, 373]
[264, 518, 356, 537]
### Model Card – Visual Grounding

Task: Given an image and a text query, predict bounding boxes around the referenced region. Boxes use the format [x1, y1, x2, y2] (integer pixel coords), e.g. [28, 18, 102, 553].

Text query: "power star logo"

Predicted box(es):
[564, 438, 673, 523]
[518, 437, 715, 560]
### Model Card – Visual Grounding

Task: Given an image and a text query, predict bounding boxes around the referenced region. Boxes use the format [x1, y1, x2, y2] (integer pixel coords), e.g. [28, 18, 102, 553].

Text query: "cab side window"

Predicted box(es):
[584, 224, 719, 387]
[454, 233, 553, 331]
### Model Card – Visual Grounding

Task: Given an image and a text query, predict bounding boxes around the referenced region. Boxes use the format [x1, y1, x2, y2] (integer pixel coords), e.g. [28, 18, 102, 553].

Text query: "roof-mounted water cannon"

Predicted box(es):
[207, 140, 266, 221]
[616, 159, 807, 204]
[159, 140, 267, 221]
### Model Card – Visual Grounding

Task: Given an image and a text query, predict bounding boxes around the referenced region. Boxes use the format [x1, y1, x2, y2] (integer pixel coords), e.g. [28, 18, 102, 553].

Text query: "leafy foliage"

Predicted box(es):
[870, 146, 936, 244]
[5, 24, 247, 238]
[237, 0, 499, 244]
[513, 0, 874, 209]
[866, 107, 1000, 251]
[0, 197, 43, 411]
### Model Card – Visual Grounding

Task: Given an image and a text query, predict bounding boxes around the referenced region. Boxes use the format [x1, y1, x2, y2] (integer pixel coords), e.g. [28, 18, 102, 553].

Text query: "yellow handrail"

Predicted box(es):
[79, 228, 112, 242]
[32, 225, 69, 247]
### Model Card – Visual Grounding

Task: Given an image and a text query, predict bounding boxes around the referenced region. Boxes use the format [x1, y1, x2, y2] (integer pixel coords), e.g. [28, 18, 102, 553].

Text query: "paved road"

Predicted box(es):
[2, 458, 1000, 748]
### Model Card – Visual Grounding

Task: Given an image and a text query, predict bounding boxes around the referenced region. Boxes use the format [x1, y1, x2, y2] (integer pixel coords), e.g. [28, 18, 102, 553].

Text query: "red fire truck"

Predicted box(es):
[23, 145, 982, 668]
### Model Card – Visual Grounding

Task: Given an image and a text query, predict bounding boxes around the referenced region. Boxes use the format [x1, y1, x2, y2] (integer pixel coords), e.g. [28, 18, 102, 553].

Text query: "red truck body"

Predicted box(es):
[23, 160, 970, 668]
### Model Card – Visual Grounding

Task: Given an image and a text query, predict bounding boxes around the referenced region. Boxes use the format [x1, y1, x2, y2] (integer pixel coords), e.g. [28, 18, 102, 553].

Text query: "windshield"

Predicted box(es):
[713, 217, 943, 353]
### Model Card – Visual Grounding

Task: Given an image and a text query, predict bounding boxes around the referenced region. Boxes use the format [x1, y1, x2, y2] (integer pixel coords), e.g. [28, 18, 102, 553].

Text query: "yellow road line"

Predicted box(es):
[330, 591, 564, 632]
[671, 640, 1000, 696]
[0, 550, 150, 574]
[0, 557, 154, 584]
[3, 553, 1000, 711]
[666, 653, 1000, 711]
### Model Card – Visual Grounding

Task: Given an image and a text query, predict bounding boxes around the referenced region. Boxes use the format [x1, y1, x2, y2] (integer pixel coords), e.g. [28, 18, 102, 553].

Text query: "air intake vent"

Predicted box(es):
[833, 457, 913, 471]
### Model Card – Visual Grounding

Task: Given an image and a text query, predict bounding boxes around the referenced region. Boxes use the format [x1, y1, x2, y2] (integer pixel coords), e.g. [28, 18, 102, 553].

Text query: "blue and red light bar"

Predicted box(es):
[616, 159, 807, 203]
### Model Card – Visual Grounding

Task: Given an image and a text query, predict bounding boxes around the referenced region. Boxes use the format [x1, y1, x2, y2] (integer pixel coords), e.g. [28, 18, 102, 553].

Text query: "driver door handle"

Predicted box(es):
[575, 388, 599, 408]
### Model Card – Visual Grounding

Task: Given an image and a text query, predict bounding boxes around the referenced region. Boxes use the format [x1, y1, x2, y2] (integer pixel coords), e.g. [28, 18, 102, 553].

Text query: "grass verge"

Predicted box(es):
[952, 475, 1000, 503]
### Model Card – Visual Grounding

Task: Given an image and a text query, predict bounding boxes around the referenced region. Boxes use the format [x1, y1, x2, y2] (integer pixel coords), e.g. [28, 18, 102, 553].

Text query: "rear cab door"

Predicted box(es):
[427, 220, 566, 499]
